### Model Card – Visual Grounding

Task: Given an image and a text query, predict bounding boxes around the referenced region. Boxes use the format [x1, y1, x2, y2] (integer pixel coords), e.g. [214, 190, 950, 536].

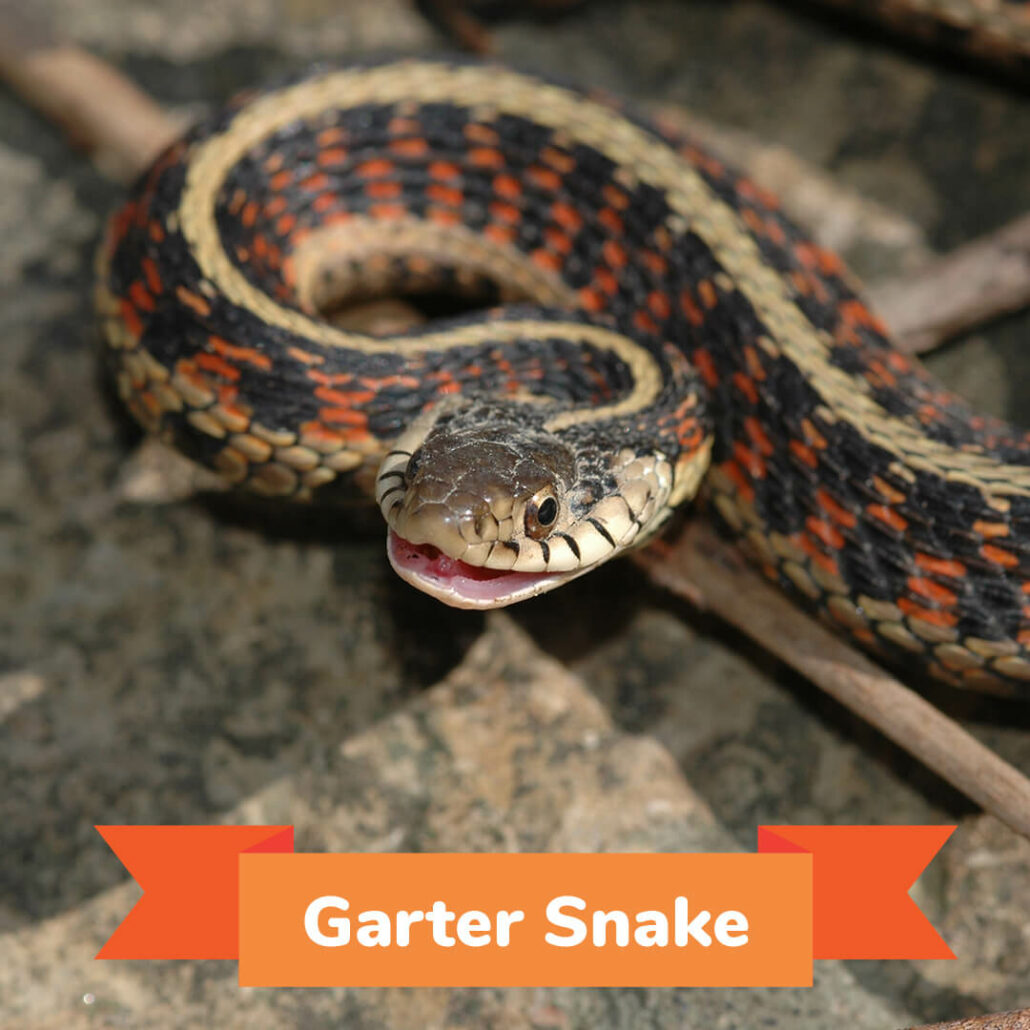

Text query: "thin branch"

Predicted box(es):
[635, 522, 1030, 842]
[0, 6, 178, 182]
[870, 213, 1030, 354]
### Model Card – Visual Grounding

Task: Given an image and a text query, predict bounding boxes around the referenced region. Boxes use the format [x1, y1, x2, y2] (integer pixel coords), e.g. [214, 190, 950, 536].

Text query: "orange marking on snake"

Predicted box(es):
[872, 476, 906, 505]
[367, 181, 402, 201]
[744, 416, 775, 457]
[815, 487, 857, 528]
[981, 544, 1018, 569]
[541, 146, 575, 173]
[647, 291, 671, 319]
[265, 196, 288, 218]
[789, 439, 819, 470]
[427, 184, 463, 207]
[531, 247, 563, 272]
[764, 218, 786, 247]
[370, 203, 406, 220]
[916, 553, 967, 578]
[428, 160, 461, 180]
[316, 128, 346, 147]
[551, 202, 582, 232]
[299, 172, 331, 192]
[732, 372, 759, 405]
[465, 123, 500, 145]
[317, 148, 348, 167]
[269, 170, 293, 192]
[867, 504, 908, 533]
[693, 348, 718, 388]
[355, 159, 394, 179]
[314, 385, 375, 406]
[209, 335, 272, 371]
[594, 267, 618, 295]
[598, 208, 623, 235]
[129, 281, 155, 313]
[806, 516, 844, 550]
[679, 291, 704, 326]
[195, 352, 241, 381]
[288, 346, 324, 366]
[697, 280, 718, 309]
[601, 184, 628, 209]
[528, 165, 562, 192]
[642, 252, 668, 276]
[119, 300, 143, 338]
[275, 213, 298, 236]
[484, 224, 516, 245]
[428, 206, 461, 226]
[148, 221, 165, 243]
[743, 345, 766, 381]
[312, 193, 336, 213]
[544, 227, 572, 255]
[897, 599, 958, 628]
[801, 418, 828, 449]
[577, 286, 605, 312]
[489, 200, 520, 224]
[390, 137, 429, 157]
[721, 461, 755, 503]
[907, 577, 959, 607]
[141, 257, 163, 295]
[176, 284, 212, 315]
[493, 174, 522, 199]
[319, 408, 368, 426]
[734, 440, 766, 480]
[241, 201, 259, 228]
[633, 310, 658, 334]
[974, 520, 1010, 539]
[469, 148, 504, 169]
[602, 240, 627, 268]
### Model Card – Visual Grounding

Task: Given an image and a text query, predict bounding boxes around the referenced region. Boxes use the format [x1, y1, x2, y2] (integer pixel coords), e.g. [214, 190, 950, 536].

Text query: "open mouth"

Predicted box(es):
[386, 530, 577, 608]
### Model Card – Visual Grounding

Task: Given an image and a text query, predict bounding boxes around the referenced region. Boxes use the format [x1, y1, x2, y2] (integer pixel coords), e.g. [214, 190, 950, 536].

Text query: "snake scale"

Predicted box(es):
[95, 41, 1030, 697]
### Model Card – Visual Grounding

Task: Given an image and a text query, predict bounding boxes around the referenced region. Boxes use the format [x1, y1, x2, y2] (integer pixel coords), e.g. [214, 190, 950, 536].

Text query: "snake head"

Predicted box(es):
[376, 398, 698, 608]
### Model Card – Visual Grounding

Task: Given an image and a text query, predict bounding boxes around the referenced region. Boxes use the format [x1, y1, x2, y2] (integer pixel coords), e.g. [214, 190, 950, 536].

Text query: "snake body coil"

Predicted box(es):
[97, 58, 1030, 696]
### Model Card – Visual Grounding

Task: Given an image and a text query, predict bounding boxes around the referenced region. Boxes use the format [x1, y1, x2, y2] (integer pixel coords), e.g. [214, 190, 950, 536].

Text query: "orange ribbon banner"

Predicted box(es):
[96, 824, 954, 987]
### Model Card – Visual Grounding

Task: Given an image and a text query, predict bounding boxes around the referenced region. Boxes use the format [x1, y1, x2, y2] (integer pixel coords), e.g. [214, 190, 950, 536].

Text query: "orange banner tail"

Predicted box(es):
[757, 825, 955, 960]
[95, 825, 294, 959]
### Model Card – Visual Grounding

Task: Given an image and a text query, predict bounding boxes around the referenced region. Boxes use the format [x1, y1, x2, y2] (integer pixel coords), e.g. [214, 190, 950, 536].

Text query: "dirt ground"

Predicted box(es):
[2, 1, 1029, 1026]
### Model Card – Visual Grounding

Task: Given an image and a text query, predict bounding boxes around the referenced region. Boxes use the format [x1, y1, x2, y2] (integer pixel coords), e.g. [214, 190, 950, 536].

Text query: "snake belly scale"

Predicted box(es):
[96, 58, 1030, 696]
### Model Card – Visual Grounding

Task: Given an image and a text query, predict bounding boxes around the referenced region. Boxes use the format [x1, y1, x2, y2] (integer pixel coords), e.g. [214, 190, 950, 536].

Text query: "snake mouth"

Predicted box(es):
[387, 530, 582, 609]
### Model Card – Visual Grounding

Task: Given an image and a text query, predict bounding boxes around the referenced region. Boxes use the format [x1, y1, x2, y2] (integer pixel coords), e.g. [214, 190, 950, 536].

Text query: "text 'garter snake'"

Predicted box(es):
[95, 54, 1030, 697]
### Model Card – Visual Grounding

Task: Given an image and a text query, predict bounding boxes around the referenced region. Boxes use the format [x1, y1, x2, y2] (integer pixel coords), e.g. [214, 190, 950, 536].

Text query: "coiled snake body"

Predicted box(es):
[96, 57, 1030, 696]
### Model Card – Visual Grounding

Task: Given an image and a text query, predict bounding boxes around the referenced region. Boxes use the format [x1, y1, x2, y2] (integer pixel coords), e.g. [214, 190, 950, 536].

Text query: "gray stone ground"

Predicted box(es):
[2, 1, 1029, 1027]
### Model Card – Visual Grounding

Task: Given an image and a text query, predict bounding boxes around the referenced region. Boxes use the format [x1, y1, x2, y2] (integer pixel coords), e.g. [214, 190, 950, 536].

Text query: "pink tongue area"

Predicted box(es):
[387, 530, 556, 605]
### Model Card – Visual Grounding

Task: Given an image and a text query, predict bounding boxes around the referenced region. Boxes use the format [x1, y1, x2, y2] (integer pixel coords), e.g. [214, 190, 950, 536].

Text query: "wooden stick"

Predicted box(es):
[870, 213, 1030, 354]
[0, 5, 178, 182]
[635, 522, 1030, 841]
[905, 1008, 1030, 1030]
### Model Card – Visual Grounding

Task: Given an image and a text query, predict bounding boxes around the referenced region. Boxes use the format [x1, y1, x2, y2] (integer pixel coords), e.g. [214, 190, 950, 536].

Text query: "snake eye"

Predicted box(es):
[524, 490, 559, 541]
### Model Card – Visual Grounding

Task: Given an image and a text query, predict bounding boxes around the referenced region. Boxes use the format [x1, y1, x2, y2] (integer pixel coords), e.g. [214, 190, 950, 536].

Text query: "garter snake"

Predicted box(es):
[95, 57, 1030, 696]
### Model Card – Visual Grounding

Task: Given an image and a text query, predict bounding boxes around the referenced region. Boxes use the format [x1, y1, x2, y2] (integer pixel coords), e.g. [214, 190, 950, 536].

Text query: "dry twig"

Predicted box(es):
[871, 213, 1030, 353]
[0, 5, 178, 181]
[635, 524, 1030, 841]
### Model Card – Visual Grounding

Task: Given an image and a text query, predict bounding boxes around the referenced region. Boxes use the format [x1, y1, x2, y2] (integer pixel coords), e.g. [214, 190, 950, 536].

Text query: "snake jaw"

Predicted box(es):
[386, 531, 590, 609]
